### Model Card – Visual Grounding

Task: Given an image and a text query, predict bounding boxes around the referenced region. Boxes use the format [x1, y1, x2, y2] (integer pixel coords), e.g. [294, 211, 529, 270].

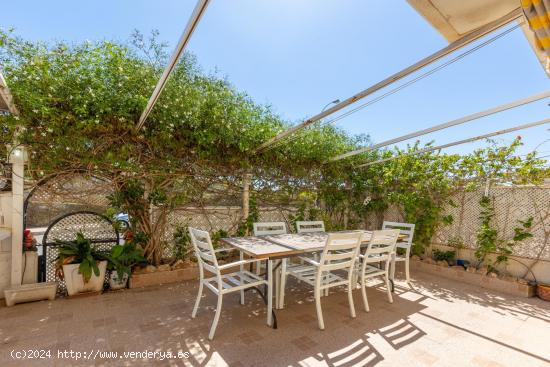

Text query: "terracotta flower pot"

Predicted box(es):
[537, 283, 550, 301]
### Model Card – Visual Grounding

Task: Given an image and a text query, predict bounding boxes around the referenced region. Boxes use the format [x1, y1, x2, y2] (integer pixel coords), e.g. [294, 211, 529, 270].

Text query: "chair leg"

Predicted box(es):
[192, 281, 203, 318]
[360, 275, 370, 312]
[347, 281, 356, 318]
[279, 259, 287, 309]
[405, 258, 411, 285]
[267, 260, 273, 326]
[385, 273, 393, 304]
[208, 293, 223, 340]
[314, 285, 325, 330]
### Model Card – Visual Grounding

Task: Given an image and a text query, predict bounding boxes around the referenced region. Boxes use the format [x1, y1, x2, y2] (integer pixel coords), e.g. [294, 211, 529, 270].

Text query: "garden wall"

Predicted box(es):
[374, 185, 550, 284]
[433, 185, 550, 262]
[24, 173, 550, 284]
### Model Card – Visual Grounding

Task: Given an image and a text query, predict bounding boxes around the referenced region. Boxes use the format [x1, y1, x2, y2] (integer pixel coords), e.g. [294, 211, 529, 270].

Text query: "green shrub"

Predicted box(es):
[432, 249, 455, 264]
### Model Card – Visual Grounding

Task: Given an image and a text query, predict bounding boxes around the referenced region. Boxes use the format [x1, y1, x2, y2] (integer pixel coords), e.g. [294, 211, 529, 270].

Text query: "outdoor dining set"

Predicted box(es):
[188, 221, 415, 340]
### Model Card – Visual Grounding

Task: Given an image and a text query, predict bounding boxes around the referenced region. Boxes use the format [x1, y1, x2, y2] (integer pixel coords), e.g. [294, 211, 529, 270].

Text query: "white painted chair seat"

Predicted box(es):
[361, 253, 388, 262]
[362, 263, 388, 277]
[282, 232, 363, 330]
[285, 262, 348, 289]
[203, 270, 265, 295]
[189, 227, 271, 340]
[357, 229, 400, 313]
[383, 221, 415, 285]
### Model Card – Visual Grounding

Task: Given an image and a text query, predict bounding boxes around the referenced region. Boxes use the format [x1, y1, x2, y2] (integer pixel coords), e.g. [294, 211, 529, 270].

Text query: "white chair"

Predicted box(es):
[252, 222, 287, 274]
[296, 220, 325, 262]
[283, 232, 363, 330]
[383, 221, 415, 285]
[357, 229, 400, 312]
[252, 222, 288, 304]
[253, 222, 287, 236]
[278, 220, 326, 309]
[189, 227, 272, 340]
[296, 220, 325, 233]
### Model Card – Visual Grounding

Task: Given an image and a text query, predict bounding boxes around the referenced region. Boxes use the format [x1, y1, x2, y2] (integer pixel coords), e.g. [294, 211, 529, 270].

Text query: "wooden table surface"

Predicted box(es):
[219, 236, 303, 259]
[220, 230, 405, 259]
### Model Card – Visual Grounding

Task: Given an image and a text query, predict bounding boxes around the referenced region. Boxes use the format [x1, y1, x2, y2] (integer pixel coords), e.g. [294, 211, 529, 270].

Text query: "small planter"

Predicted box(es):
[4, 282, 57, 307]
[537, 283, 550, 301]
[109, 270, 129, 290]
[22, 251, 38, 284]
[63, 261, 107, 296]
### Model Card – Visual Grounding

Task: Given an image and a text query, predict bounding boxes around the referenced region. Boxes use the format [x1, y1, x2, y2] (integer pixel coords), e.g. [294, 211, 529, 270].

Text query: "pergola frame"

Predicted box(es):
[136, 0, 210, 130]
[331, 90, 550, 162]
[133, 5, 542, 167]
[357, 118, 550, 168]
[0, 72, 19, 115]
[254, 8, 523, 153]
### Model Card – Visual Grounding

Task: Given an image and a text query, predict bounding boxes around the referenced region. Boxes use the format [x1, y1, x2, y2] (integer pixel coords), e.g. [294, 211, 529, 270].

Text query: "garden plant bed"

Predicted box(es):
[410, 258, 536, 298]
[129, 263, 199, 289]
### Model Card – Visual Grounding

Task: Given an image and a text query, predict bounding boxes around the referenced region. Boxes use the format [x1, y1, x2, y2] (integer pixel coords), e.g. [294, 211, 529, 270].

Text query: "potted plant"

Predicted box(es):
[105, 240, 145, 290]
[22, 229, 39, 284]
[54, 232, 108, 296]
[448, 236, 469, 267]
[432, 249, 456, 266]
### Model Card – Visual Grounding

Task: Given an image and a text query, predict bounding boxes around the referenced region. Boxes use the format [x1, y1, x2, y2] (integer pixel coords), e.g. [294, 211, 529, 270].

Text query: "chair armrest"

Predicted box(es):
[218, 258, 262, 270]
[300, 256, 320, 267]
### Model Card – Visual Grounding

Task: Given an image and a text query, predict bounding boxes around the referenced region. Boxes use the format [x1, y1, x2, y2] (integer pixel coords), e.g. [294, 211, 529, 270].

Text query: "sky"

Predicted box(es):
[1, 0, 549, 159]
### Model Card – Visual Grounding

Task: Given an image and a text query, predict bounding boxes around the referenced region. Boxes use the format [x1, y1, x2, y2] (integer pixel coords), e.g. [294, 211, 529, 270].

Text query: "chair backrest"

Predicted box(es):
[363, 229, 400, 261]
[318, 232, 363, 273]
[296, 220, 325, 234]
[253, 222, 287, 236]
[382, 221, 415, 249]
[189, 227, 219, 276]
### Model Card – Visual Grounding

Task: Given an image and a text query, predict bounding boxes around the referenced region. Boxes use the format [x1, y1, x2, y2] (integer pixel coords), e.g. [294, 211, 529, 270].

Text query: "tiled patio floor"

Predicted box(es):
[1, 271, 550, 367]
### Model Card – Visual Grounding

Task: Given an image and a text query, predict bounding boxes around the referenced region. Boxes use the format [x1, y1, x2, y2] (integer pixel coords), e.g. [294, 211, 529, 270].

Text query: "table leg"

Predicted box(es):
[390, 253, 396, 292]
[275, 259, 280, 309]
[247, 258, 280, 329]
[267, 259, 273, 326]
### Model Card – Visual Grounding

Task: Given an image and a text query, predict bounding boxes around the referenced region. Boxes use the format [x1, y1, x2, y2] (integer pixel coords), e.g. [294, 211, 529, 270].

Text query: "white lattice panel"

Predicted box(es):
[434, 186, 550, 261]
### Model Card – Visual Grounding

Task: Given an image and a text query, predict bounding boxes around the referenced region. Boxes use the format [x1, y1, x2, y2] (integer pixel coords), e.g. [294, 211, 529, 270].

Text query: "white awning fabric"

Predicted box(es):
[407, 0, 549, 76]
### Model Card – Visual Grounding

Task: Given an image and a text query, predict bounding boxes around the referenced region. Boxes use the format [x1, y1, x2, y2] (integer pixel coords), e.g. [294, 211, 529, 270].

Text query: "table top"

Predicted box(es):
[220, 230, 403, 259]
[219, 236, 303, 259]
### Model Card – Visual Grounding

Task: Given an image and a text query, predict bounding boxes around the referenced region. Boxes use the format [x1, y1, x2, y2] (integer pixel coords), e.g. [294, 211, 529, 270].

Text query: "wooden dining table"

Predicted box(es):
[220, 230, 406, 328]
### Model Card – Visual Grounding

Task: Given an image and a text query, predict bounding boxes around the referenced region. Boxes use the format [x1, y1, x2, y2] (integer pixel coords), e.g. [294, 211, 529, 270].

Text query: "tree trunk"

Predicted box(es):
[242, 173, 252, 234]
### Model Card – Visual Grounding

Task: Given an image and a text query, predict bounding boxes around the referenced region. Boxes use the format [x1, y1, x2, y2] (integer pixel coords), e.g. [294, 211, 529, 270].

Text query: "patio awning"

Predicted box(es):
[522, 0, 550, 73]
[407, 0, 550, 76]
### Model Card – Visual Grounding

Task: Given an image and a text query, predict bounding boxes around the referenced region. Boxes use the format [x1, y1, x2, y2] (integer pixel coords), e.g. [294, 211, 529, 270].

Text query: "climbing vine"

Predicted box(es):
[0, 29, 547, 266]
